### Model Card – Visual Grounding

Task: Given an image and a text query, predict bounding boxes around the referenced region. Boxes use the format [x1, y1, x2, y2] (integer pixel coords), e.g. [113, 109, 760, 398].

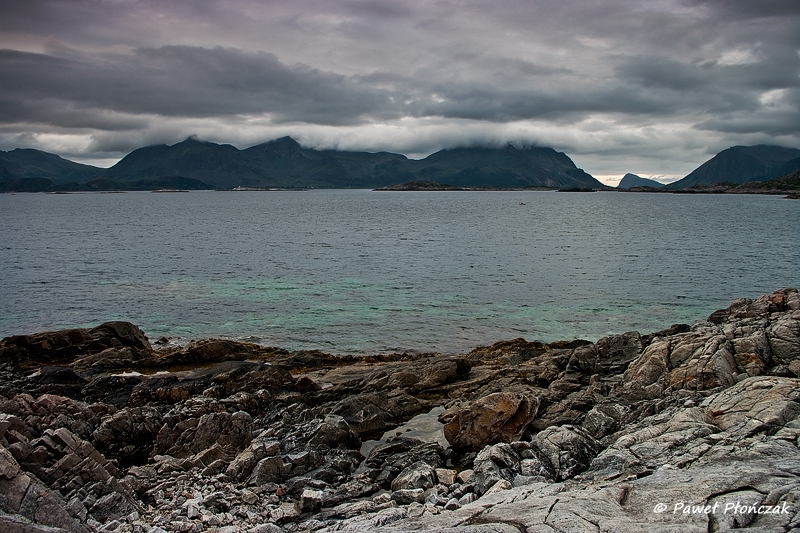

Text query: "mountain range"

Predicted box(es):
[0, 137, 603, 191]
[2, 139, 800, 192]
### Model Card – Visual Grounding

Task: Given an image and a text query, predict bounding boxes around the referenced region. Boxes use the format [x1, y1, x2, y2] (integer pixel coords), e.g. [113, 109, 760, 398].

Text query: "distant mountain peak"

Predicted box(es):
[617, 173, 664, 189]
[178, 135, 208, 145]
[270, 136, 301, 146]
[668, 144, 800, 189]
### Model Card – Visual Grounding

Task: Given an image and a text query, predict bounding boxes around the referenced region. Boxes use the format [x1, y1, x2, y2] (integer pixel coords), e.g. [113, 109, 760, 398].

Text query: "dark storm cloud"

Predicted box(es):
[0, 0, 798, 179]
[0, 46, 399, 125]
[0, 44, 602, 126]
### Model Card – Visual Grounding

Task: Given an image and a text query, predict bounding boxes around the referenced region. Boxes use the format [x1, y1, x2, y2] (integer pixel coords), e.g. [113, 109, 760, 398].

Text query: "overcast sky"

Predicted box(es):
[1, 1, 798, 184]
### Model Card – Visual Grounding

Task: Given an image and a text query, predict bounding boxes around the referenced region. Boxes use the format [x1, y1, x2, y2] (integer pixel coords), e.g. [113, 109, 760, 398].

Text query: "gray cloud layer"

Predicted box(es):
[0, 0, 798, 181]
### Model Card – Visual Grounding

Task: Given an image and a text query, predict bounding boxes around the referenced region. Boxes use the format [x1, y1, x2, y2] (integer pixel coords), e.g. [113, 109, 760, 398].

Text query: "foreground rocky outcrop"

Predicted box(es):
[1, 288, 799, 532]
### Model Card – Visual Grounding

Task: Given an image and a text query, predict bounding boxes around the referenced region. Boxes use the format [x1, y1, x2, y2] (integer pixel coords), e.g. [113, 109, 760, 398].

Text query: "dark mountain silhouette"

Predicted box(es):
[617, 173, 664, 189]
[0, 148, 102, 184]
[390, 144, 602, 189]
[1, 137, 603, 191]
[667, 145, 800, 189]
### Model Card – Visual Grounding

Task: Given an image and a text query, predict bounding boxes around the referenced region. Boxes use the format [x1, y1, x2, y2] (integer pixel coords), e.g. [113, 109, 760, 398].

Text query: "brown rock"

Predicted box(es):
[0, 321, 151, 367]
[442, 392, 539, 450]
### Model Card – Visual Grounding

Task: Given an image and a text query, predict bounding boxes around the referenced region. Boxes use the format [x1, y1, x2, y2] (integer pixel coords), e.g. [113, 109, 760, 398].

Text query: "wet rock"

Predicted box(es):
[80, 375, 143, 405]
[156, 339, 255, 367]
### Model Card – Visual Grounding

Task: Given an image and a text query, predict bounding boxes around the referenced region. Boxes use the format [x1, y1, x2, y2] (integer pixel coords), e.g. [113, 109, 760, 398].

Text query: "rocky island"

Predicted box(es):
[2, 288, 800, 532]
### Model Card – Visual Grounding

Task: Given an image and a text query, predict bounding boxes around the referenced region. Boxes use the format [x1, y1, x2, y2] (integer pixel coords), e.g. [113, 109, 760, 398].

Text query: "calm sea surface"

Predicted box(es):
[1, 190, 798, 354]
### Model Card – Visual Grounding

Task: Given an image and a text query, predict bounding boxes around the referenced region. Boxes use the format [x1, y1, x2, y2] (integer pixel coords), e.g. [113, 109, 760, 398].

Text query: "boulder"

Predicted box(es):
[529, 424, 601, 481]
[442, 392, 539, 450]
[390, 461, 437, 491]
[472, 442, 521, 495]
[331, 390, 426, 437]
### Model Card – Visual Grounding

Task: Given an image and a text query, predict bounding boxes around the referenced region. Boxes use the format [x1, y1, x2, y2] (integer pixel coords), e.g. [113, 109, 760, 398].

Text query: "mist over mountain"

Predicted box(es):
[617, 173, 664, 189]
[667, 145, 800, 189]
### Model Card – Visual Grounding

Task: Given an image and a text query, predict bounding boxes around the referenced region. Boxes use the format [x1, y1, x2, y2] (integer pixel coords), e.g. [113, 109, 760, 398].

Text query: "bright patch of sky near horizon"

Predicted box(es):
[0, 0, 798, 182]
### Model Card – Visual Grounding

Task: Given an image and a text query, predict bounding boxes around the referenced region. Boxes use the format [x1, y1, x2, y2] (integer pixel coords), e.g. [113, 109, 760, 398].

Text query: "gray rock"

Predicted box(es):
[472, 443, 521, 495]
[391, 489, 426, 505]
[390, 461, 437, 491]
[530, 424, 601, 481]
[300, 489, 324, 512]
[443, 497, 460, 510]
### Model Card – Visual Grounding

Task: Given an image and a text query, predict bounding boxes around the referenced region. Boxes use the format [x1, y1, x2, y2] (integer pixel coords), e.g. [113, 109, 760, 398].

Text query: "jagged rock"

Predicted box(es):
[308, 415, 360, 450]
[225, 433, 280, 481]
[435, 468, 457, 486]
[300, 489, 324, 512]
[582, 404, 627, 439]
[705, 375, 800, 436]
[390, 461, 437, 491]
[472, 443, 521, 495]
[0, 445, 91, 532]
[331, 390, 427, 437]
[528, 424, 601, 481]
[0, 322, 151, 367]
[153, 410, 253, 458]
[1, 289, 799, 532]
[567, 331, 643, 376]
[442, 392, 539, 451]
[362, 437, 446, 489]
[92, 406, 162, 466]
[247, 456, 291, 485]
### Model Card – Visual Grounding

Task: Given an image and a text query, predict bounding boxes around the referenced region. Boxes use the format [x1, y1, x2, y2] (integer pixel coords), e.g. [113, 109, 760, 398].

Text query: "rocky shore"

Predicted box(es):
[1, 288, 800, 532]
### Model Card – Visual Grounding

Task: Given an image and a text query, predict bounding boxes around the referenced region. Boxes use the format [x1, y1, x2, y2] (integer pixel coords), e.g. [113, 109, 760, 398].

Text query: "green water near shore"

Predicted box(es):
[1, 190, 798, 353]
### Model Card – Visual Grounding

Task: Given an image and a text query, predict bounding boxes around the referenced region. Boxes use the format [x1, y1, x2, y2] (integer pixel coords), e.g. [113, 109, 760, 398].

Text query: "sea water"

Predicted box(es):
[1, 189, 798, 354]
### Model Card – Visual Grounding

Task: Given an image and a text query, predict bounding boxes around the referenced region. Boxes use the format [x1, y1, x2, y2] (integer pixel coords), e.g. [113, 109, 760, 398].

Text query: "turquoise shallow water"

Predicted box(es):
[1, 190, 798, 354]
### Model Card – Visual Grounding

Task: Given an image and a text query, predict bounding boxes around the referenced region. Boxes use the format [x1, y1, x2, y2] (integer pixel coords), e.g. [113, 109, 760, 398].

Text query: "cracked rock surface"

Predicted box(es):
[0, 288, 799, 532]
